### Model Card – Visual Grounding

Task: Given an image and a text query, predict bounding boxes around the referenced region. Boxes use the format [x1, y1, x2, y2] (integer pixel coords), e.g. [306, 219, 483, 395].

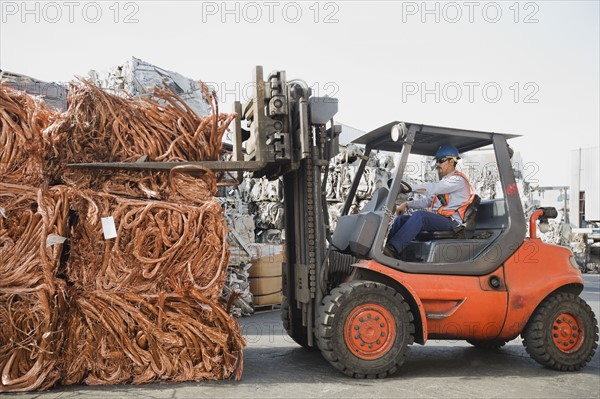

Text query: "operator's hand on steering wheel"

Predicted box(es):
[400, 180, 412, 194]
[396, 202, 409, 215]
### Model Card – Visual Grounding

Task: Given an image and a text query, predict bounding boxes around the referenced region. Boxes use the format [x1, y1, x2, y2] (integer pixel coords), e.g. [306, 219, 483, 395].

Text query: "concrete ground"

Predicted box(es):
[6, 275, 600, 399]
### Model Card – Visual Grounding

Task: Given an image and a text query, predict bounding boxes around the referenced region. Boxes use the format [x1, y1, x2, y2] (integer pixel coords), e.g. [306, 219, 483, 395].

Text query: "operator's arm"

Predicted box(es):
[412, 174, 465, 196]
[406, 196, 432, 209]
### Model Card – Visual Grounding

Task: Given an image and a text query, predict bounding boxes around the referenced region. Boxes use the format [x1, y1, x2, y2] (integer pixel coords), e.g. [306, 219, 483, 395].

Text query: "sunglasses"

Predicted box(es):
[436, 158, 451, 164]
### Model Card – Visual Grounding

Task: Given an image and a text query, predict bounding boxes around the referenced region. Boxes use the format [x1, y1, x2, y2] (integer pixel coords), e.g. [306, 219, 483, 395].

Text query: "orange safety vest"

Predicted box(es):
[429, 170, 476, 222]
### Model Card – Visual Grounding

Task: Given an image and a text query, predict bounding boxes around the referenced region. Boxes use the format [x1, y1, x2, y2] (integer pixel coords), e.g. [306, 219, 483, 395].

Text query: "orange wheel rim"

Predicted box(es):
[552, 313, 584, 353]
[344, 303, 396, 360]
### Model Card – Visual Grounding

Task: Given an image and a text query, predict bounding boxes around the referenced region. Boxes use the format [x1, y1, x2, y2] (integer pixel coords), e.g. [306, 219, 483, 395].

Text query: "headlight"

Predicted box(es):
[391, 123, 407, 142]
[538, 222, 550, 233]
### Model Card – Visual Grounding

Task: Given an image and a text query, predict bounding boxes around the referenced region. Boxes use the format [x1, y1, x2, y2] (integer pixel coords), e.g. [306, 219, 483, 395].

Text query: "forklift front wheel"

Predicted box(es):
[523, 292, 599, 371]
[316, 281, 415, 378]
[281, 295, 314, 350]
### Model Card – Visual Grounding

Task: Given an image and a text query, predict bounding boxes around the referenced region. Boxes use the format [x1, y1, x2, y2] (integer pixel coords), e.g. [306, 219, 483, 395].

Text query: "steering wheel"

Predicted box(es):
[400, 180, 412, 194]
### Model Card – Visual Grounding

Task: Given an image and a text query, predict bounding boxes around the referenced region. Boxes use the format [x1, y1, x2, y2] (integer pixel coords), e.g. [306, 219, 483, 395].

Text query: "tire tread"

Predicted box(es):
[316, 281, 415, 378]
[522, 292, 599, 371]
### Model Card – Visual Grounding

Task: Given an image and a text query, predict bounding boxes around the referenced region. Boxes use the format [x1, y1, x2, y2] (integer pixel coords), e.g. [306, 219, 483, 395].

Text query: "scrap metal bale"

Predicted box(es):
[1, 75, 244, 391]
[45, 80, 235, 185]
[0, 184, 70, 392]
[0, 183, 69, 291]
[0, 85, 56, 186]
[56, 166, 217, 207]
[88, 57, 212, 117]
[63, 188, 229, 301]
[60, 289, 244, 385]
[0, 71, 68, 111]
[0, 286, 66, 392]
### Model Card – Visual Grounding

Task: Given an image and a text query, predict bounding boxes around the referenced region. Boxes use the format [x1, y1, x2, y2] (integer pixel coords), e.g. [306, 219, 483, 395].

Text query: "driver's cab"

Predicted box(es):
[331, 122, 526, 276]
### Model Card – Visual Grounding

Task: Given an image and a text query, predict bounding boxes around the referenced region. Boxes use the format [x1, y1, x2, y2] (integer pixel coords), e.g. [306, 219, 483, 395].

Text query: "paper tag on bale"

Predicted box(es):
[46, 234, 67, 247]
[101, 216, 117, 240]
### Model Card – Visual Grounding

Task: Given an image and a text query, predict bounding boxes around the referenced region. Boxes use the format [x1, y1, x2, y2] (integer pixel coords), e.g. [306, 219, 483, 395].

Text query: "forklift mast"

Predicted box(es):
[231, 66, 341, 346]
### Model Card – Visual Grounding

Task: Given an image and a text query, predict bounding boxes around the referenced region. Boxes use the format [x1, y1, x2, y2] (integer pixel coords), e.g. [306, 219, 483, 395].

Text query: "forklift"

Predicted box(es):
[77, 67, 599, 378]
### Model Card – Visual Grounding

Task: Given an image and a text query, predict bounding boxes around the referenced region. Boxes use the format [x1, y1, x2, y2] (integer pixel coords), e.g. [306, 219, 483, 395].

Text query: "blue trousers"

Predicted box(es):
[387, 211, 454, 253]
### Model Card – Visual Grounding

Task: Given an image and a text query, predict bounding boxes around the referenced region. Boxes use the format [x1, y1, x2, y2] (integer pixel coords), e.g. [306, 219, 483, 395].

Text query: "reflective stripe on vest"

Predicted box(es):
[429, 170, 475, 222]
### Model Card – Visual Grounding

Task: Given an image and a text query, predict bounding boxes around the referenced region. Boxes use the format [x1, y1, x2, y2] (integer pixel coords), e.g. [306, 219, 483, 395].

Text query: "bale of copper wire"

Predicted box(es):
[1, 81, 244, 392]
[0, 84, 56, 186]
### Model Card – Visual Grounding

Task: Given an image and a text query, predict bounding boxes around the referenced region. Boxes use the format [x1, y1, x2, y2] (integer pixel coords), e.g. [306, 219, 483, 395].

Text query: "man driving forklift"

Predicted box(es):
[384, 144, 476, 258]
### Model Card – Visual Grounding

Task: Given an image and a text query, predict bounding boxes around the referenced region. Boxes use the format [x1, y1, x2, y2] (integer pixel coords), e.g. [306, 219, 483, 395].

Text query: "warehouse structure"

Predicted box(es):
[570, 147, 600, 228]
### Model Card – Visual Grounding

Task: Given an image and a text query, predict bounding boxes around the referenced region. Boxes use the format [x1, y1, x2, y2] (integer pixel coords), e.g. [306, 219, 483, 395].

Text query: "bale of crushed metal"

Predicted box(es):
[45, 80, 235, 185]
[0, 183, 69, 291]
[57, 166, 218, 207]
[0, 184, 70, 393]
[0, 286, 66, 392]
[0, 84, 56, 186]
[0, 182, 241, 391]
[63, 188, 229, 301]
[1, 78, 244, 392]
[60, 289, 244, 385]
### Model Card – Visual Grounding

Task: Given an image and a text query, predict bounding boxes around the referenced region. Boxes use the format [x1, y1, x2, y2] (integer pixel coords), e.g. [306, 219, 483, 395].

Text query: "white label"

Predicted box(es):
[46, 234, 67, 247]
[101, 216, 117, 240]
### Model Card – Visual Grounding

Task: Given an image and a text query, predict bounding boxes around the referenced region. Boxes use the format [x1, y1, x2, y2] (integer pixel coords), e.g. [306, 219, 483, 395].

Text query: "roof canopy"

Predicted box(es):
[352, 121, 520, 156]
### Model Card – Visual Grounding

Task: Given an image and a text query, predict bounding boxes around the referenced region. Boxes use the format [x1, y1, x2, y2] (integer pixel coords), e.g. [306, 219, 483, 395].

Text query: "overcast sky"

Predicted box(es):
[1, 0, 598, 186]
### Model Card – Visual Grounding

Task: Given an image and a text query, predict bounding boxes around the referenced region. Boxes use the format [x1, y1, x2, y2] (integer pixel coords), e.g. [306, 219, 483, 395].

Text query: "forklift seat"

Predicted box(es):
[415, 195, 481, 240]
[404, 198, 507, 263]
[331, 187, 389, 257]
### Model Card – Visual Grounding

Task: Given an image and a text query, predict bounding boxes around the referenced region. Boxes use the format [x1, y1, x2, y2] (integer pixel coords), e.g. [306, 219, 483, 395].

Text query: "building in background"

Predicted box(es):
[570, 147, 600, 228]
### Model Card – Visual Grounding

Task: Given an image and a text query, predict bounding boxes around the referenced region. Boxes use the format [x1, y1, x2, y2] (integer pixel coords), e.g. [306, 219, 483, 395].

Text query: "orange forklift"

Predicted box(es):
[78, 67, 599, 378]
[318, 122, 598, 377]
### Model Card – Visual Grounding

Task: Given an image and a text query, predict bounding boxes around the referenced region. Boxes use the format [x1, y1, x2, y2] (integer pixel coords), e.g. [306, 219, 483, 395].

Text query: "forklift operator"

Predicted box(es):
[384, 145, 475, 259]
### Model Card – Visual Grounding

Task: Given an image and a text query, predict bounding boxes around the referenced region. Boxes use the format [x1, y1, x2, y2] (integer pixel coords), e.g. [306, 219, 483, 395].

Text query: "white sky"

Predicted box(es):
[1, 0, 599, 186]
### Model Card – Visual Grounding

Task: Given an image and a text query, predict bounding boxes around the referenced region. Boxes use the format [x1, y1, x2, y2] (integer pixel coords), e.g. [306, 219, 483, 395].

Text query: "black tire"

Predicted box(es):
[316, 281, 415, 378]
[466, 339, 508, 350]
[281, 295, 313, 350]
[522, 292, 599, 371]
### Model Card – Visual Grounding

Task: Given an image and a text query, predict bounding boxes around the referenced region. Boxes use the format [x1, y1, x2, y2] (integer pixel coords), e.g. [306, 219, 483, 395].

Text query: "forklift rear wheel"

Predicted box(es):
[316, 281, 415, 378]
[466, 339, 508, 350]
[523, 292, 599, 371]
